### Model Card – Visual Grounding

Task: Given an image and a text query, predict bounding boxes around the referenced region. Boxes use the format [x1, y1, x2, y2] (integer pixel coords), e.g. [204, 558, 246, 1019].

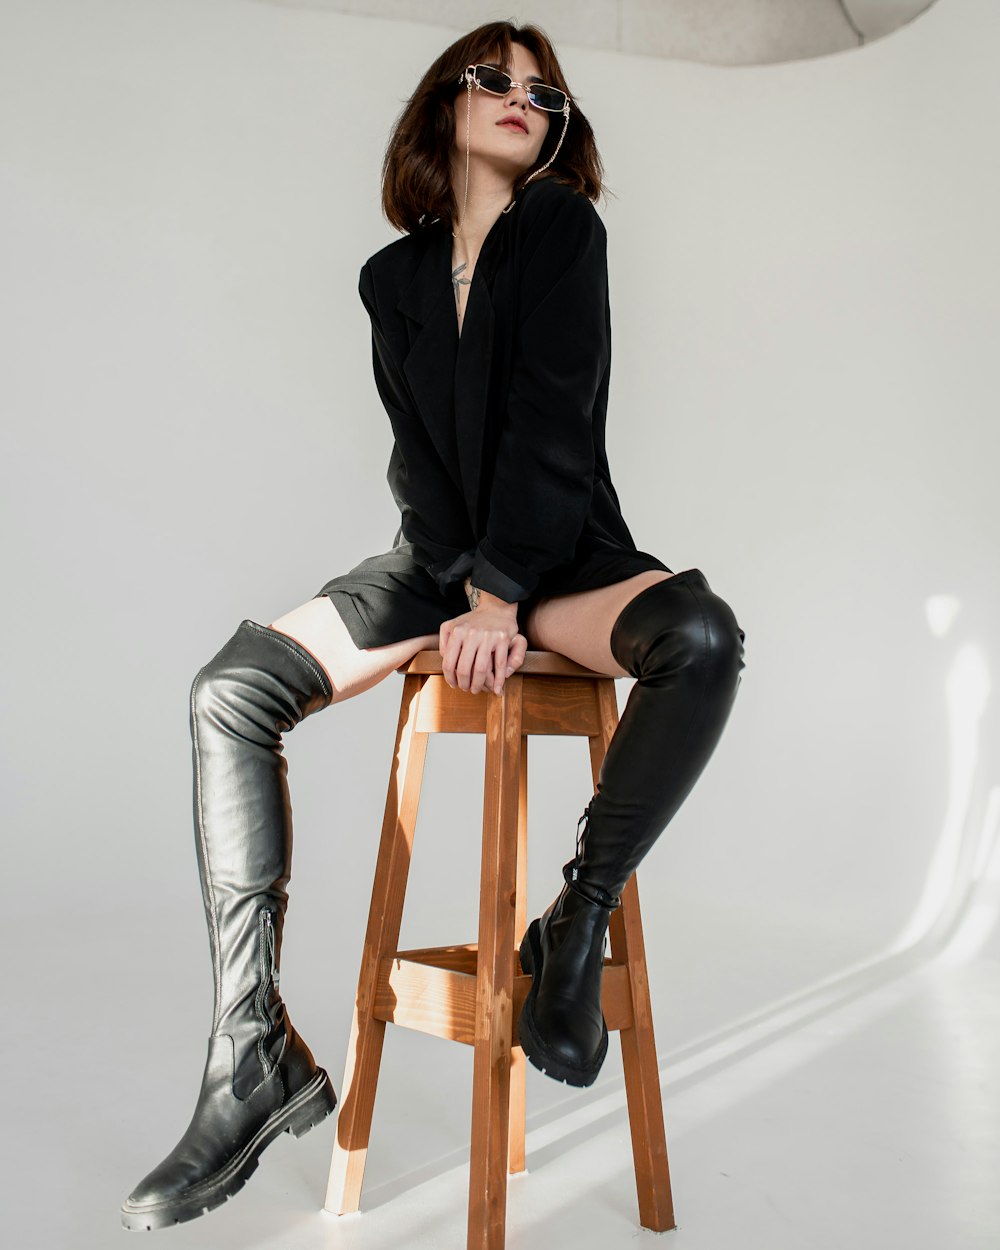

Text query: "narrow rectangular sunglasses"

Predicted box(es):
[459, 63, 570, 113]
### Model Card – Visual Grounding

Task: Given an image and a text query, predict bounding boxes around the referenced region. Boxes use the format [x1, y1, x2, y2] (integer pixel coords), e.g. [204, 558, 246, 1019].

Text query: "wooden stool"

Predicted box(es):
[324, 649, 676, 1249]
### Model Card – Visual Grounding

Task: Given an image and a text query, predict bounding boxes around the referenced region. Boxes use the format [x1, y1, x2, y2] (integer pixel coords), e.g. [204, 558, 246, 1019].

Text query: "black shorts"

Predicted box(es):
[313, 538, 674, 651]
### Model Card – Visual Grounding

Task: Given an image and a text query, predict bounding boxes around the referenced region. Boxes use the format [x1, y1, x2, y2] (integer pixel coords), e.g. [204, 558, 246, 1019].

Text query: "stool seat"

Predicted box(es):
[324, 649, 676, 1249]
[398, 648, 601, 675]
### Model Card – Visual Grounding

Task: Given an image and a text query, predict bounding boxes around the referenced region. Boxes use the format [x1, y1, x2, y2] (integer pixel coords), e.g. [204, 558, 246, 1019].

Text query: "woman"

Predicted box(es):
[120, 20, 746, 1232]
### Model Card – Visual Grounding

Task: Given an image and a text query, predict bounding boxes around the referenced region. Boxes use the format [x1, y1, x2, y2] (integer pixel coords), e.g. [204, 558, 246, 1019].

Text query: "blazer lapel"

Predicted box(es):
[453, 262, 496, 533]
[395, 220, 499, 535]
[396, 227, 463, 491]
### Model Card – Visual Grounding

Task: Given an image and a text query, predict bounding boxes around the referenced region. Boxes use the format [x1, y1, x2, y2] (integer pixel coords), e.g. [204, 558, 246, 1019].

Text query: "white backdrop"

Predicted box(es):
[1, 0, 997, 1244]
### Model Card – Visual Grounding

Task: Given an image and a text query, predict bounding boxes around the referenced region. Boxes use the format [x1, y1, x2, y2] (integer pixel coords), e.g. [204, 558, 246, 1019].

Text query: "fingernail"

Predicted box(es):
[506, 666, 514, 677]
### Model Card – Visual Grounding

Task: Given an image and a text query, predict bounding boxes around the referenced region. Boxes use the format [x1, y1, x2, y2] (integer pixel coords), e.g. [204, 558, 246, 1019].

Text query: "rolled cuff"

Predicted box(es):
[429, 547, 475, 596]
[471, 540, 535, 603]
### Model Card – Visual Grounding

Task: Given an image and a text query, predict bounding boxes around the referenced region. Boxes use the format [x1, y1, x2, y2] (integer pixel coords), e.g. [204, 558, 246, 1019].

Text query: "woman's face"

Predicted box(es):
[452, 43, 552, 179]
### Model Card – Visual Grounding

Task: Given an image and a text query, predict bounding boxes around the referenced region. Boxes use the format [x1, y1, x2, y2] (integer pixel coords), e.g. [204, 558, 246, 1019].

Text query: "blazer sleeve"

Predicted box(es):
[470, 188, 607, 602]
[359, 263, 476, 594]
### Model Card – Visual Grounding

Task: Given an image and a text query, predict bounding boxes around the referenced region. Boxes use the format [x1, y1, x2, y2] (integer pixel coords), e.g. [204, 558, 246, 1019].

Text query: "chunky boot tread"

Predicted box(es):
[120, 1069, 337, 1231]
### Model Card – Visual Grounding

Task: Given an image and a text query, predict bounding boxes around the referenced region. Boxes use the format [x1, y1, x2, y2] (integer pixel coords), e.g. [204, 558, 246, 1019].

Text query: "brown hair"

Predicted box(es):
[380, 21, 608, 235]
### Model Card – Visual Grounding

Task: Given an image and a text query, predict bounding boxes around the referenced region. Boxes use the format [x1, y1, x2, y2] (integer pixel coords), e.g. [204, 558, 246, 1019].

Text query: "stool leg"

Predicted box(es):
[468, 677, 523, 1250]
[325, 672, 429, 1215]
[508, 735, 528, 1177]
[592, 680, 677, 1232]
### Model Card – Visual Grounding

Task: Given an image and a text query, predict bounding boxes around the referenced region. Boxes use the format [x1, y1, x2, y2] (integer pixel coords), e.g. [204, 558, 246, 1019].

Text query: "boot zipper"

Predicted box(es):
[571, 804, 590, 881]
[265, 907, 278, 987]
[255, 907, 278, 1076]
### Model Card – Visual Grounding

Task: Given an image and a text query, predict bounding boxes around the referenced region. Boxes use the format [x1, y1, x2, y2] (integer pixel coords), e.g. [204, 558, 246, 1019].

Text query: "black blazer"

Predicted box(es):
[358, 175, 669, 604]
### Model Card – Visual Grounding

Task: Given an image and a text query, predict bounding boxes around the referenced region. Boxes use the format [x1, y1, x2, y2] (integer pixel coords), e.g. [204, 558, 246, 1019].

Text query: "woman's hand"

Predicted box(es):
[439, 594, 528, 695]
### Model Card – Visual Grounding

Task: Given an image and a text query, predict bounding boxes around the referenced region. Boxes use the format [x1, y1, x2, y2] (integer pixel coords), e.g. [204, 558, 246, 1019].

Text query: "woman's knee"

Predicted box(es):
[189, 618, 333, 735]
[189, 621, 252, 726]
[610, 574, 745, 687]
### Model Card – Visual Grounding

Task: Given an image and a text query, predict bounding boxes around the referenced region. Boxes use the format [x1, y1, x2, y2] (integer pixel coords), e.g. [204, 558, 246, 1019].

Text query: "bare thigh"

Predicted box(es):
[522, 570, 676, 677]
[266, 595, 440, 703]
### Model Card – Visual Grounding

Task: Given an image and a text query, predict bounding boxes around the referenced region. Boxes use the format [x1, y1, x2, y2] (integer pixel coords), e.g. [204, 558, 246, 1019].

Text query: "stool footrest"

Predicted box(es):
[370, 947, 633, 1045]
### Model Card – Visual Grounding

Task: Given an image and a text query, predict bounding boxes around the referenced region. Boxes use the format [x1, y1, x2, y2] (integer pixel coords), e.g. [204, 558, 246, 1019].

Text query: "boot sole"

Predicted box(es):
[517, 919, 608, 1088]
[120, 1068, 338, 1231]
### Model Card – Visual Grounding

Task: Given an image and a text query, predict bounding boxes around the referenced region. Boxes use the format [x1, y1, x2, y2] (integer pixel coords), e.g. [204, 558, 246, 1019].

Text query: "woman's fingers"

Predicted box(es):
[455, 635, 492, 694]
[492, 638, 510, 695]
[491, 631, 527, 695]
[441, 620, 525, 694]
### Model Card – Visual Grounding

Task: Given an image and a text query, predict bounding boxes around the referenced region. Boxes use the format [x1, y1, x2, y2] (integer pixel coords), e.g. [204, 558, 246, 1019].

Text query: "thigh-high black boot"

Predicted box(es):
[518, 570, 745, 1086]
[121, 620, 339, 1230]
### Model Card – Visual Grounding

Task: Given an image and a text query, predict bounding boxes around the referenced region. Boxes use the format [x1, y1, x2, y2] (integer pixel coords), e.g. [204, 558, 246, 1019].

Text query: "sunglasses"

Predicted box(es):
[457, 64, 571, 114]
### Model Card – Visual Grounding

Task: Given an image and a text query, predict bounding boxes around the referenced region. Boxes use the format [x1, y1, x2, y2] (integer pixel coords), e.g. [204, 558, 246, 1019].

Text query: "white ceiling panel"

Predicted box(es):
[247, 0, 942, 63]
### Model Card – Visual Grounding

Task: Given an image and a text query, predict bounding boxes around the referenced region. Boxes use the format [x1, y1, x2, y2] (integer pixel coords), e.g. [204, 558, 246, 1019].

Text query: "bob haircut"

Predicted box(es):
[381, 21, 607, 235]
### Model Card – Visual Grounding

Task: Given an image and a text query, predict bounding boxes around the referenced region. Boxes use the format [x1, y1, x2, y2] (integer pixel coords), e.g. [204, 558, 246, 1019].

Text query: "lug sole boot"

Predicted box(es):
[517, 570, 745, 1086]
[518, 864, 621, 1087]
[121, 620, 338, 1231]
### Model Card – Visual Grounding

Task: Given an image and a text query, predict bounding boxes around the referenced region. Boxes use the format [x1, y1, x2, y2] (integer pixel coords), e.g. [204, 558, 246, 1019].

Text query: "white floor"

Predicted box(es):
[8, 904, 999, 1250]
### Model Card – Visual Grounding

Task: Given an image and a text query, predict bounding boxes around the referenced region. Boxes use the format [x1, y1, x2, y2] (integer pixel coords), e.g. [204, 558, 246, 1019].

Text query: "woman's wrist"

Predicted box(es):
[464, 575, 517, 615]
